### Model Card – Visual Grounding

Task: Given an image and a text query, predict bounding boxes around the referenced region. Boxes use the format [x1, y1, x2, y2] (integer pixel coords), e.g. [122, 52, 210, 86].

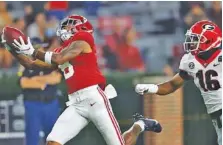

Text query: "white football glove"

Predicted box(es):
[12, 36, 35, 56]
[135, 84, 158, 95]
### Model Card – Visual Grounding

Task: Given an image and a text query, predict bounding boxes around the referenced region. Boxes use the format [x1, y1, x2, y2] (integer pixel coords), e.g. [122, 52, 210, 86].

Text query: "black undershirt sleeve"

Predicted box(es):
[179, 69, 193, 80]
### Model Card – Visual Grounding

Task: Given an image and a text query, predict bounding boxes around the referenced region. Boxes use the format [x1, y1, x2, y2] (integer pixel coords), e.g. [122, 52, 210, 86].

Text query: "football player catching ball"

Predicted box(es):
[1, 15, 161, 145]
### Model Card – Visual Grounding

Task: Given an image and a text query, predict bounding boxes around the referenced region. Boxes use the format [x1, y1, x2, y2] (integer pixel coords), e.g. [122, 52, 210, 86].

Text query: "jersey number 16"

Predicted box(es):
[196, 70, 221, 92]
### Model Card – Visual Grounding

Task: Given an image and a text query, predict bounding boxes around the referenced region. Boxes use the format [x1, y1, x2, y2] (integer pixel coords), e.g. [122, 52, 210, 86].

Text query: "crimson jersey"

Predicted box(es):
[54, 32, 106, 94]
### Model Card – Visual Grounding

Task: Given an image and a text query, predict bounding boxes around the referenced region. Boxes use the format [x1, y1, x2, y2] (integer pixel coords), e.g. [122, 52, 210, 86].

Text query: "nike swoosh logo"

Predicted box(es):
[90, 102, 96, 106]
[213, 63, 220, 67]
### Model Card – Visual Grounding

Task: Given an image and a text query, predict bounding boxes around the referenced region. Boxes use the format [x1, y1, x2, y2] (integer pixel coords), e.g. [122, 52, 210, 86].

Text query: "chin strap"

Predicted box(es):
[197, 47, 219, 60]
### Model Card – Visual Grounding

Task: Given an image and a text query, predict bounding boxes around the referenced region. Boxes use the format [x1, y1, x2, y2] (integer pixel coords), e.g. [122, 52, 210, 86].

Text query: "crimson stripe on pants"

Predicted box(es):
[98, 88, 123, 135]
[97, 87, 125, 145]
[99, 89, 124, 138]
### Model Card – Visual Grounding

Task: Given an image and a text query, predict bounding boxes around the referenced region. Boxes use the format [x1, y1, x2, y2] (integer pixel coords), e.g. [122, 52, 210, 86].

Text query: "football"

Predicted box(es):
[1, 26, 27, 52]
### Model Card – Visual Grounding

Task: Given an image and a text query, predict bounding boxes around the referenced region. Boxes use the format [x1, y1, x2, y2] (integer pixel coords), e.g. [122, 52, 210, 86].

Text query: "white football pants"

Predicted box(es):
[46, 85, 124, 145]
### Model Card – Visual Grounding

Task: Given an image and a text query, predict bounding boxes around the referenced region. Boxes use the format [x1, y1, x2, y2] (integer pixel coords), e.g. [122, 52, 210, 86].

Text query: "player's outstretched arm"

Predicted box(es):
[1, 37, 56, 69]
[32, 40, 90, 65]
[135, 73, 185, 96]
[13, 36, 91, 65]
[9, 50, 33, 68]
[156, 73, 184, 95]
[11, 51, 57, 70]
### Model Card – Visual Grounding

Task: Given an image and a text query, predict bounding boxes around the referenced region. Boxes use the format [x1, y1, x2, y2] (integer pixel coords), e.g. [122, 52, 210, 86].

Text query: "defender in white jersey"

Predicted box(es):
[135, 20, 222, 145]
[179, 51, 222, 114]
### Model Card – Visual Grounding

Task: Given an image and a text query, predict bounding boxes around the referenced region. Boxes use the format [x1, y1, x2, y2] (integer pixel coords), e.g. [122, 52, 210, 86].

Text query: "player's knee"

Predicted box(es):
[46, 141, 61, 145]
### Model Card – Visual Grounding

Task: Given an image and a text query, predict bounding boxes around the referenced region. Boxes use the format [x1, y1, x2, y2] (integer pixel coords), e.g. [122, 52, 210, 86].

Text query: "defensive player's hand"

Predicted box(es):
[0, 32, 6, 44]
[12, 36, 35, 56]
[0, 32, 9, 51]
[135, 84, 150, 95]
[1, 32, 18, 54]
[0, 33, 8, 52]
[135, 84, 158, 95]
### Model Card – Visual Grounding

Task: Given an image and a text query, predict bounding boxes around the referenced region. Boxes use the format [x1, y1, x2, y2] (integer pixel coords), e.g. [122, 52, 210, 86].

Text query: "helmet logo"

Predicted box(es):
[202, 24, 215, 30]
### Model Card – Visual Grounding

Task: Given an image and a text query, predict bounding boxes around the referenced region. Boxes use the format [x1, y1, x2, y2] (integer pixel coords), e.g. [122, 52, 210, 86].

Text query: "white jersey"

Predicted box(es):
[179, 51, 222, 114]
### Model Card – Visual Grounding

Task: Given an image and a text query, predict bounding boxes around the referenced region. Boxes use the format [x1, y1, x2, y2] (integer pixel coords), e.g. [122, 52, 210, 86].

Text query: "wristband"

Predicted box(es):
[146, 84, 159, 94]
[44, 51, 53, 64]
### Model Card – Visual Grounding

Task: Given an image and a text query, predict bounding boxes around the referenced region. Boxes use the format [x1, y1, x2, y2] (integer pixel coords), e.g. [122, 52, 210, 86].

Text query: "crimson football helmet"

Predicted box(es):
[56, 15, 93, 42]
[184, 20, 222, 54]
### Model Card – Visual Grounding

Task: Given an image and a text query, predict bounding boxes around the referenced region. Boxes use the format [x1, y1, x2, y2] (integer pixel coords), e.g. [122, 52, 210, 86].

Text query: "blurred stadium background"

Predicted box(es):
[0, 1, 221, 145]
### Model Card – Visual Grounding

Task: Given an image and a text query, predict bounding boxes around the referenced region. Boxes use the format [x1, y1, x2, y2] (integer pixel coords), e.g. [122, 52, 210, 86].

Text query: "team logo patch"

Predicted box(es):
[188, 62, 195, 69]
[202, 24, 215, 30]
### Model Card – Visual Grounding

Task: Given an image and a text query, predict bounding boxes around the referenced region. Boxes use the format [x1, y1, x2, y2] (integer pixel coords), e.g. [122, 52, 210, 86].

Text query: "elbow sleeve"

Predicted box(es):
[179, 69, 193, 80]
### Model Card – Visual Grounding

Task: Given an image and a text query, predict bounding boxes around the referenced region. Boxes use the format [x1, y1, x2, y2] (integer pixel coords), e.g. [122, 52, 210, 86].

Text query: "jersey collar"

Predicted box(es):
[195, 49, 221, 67]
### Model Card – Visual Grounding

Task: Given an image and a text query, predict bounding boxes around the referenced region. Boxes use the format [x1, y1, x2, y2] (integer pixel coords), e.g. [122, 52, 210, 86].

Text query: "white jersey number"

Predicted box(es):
[58, 62, 74, 79]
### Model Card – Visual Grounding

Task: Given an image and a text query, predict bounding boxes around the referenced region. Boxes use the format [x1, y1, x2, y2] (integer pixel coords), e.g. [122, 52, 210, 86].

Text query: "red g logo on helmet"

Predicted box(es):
[184, 20, 222, 54]
[202, 24, 215, 31]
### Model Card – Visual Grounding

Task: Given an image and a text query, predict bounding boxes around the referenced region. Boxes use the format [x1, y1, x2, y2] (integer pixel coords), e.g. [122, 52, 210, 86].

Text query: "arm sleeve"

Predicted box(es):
[179, 69, 193, 80]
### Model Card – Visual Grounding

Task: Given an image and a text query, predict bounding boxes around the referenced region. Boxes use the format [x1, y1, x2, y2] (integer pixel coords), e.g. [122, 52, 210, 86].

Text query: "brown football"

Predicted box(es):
[1, 26, 27, 51]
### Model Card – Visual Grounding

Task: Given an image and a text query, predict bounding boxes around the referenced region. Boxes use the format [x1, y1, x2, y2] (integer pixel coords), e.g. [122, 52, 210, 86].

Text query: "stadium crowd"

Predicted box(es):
[0, 1, 221, 75]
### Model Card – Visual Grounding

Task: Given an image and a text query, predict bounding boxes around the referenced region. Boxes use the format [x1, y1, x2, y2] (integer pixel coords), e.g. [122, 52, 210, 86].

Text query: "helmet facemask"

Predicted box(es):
[56, 18, 82, 42]
[184, 30, 207, 54]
